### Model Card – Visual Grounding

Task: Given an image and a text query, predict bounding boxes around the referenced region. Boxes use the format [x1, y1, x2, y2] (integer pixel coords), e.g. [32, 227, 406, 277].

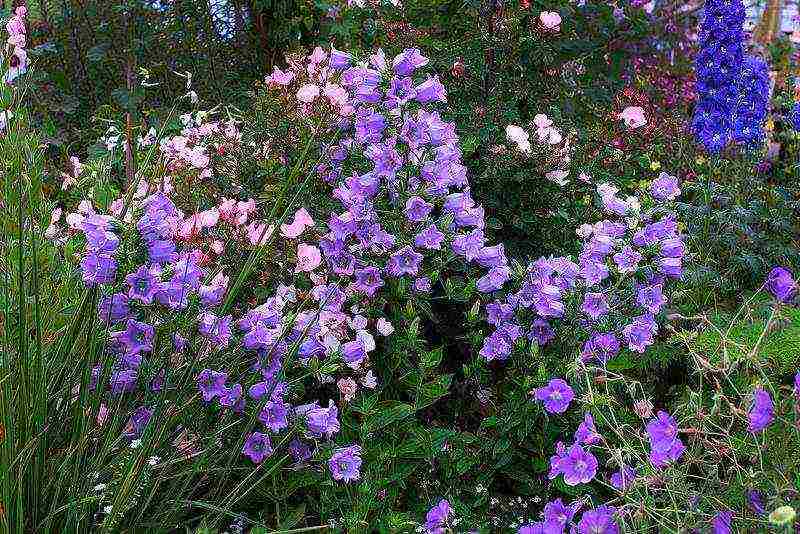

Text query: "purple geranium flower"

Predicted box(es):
[610, 464, 636, 491]
[81, 252, 117, 286]
[415, 224, 445, 250]
[581, 292, 609, 320]
[354, 266, 385, 296]
[404, 196, 433, 222]
[766, 267, 796, 302]
[636, 284, 666, 314]
[650, 172, 680, 201]
[711, 511, 732, 534]
[574, 413, 601, 445]
[120, 319, 155, 355]
[423, 499, 451, 533]
[646, 410, 685, 468]
[122, 406, 153, 439]
[328, 444, 362, 482]
[535, 378, 575, 414]
[197, 312, 233, 348]
[306, 400, 340, 438]
[98, 293, 130, 323]
[242, 432, 273, 464]
[528, 318, 555, 346]
[612, 246, 642, 273]
[581, 332, 620, 364]
[549, 442, 598, 486]
[576, 506, 618, 534]
[622, 314, 658, 353]
[476, 266, 510, 293]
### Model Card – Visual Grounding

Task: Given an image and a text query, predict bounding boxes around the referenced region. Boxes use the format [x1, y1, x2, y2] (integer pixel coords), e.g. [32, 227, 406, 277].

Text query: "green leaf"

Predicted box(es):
[362, 401, 413, 434]
[415, 374, 452, 410]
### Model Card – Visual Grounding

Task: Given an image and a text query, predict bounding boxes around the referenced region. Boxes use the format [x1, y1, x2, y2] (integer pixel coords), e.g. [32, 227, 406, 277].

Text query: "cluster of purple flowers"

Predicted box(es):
[480, 177, 685, 364]
[277, 46, 508, 301]
[692, 0, 769, 152]
[80, 212, 119, 287]
[517, 499, 619, 534]
[645, 410, 685, 468]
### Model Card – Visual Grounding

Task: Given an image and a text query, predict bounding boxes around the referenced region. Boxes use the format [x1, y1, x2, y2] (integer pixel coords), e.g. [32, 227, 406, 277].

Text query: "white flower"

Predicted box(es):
[505, 124, 531, 154]
[545, 169, 569, 186]
[130, 439, 142, 449]
[361, 370, 378, 389]
[376, 317, 394, 336]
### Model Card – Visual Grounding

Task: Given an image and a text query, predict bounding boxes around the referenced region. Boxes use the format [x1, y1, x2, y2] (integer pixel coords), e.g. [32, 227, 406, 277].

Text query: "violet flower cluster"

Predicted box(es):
[266, 45, 507, 302]
[479, 174, 685, 365]
[692, 0, 769, 152]
[517, 499, 619, 534]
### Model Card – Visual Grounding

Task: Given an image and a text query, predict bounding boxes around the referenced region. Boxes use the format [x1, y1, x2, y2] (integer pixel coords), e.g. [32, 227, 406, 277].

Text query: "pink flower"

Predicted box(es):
[296, 84, 320, 103]
[620, 106, 647, 129]
[295, 244, 322, 272]
[247, 222, 275, 246]
[539, 11, 562, 31]
[280, 207, 315, 238]
[210, 240, 225, 254]
[324, 83, 349, 107]
[265, 66, 295, 87]
[505, 124, 531, 153]
[337, 378, 358, 402]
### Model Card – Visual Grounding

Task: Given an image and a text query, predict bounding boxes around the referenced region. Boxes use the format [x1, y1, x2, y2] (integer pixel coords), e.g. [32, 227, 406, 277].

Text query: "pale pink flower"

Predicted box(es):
[324, 83, 349, 107]
[620, 106, 647, 129]
[210, 240, 225, 254]
[337, 378, 358, 402]
[533, 114, 553, 130]
[295, 243, 322, 272]
[247, 222, 275, 246]
[296, 84, 320, 103]
[505, 124, 531, 153]
[308, 46, 327, 65]
[280, 207, 315, 238]
[65, 212, 84, 230]
[539, 11, 562, 31]
[77, 200, 94, 214]
[545, 170, 569, 186]
[96, 403, 108, 427]
[265, 66, 295, 87]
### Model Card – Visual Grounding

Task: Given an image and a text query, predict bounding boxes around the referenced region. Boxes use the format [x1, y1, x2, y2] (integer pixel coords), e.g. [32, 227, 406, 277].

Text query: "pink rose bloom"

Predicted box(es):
[296, 84, 320, 103]
[539, 11, 562, 31]
[620, 106, 647, 129]
[247, 222, 274, 246]
[337, 378, 358, 402]
[280, 207, 315, 238]
[295, 243, 322, 272]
